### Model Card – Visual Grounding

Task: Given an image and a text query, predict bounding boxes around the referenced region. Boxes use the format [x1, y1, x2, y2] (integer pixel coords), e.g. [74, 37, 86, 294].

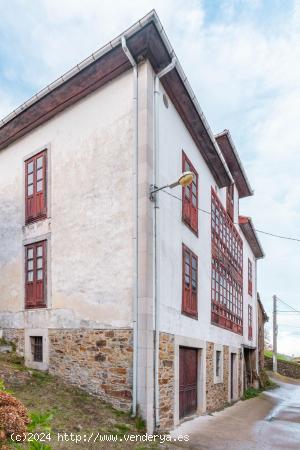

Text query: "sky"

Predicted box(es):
[0, 0, 299, 355]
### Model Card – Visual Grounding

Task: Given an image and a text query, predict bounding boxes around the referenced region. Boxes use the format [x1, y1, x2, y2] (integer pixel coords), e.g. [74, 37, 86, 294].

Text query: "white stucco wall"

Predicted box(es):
[156, 80, 258, 349]
[0, 71, 134, 329]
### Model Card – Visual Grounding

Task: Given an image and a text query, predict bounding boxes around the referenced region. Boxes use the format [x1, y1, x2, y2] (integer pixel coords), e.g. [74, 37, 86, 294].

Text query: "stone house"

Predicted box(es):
[257, 293, 269, 373]
[0, 11, 266, 432]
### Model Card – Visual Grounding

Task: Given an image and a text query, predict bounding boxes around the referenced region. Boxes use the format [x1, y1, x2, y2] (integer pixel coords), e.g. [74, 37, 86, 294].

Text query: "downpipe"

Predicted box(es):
[121, 36, 138, 418]
[153, 57, 176, 430]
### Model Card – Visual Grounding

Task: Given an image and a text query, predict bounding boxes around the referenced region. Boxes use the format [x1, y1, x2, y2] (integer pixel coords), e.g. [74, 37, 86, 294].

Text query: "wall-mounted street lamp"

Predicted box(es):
[150, 171, 194, 201]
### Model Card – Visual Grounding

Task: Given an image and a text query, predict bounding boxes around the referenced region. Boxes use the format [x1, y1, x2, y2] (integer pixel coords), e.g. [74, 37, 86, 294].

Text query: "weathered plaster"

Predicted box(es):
[0, 70, 134, 328]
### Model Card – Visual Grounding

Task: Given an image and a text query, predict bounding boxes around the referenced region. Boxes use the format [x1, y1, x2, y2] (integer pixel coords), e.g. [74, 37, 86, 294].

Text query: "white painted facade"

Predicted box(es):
[156, 81, 257, 349]
[0, 71, 135, 330]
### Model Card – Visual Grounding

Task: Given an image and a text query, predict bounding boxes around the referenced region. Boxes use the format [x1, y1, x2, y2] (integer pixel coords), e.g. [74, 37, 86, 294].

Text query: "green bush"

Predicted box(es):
[242, 387, 261, 400]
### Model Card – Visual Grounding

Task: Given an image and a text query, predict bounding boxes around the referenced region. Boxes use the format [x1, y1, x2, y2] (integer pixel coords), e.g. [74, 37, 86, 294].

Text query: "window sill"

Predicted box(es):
[25, 214, 48, 226]
[25, 305, 47, 310]
[182, 218, 198, 237]
[181, 311, 198, 320]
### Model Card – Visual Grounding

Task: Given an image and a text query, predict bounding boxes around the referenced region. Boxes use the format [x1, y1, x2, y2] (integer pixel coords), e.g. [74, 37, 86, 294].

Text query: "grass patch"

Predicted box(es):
[264, 350, 291, 362]
[0, 353, 163, 449]
[242, 387, 261, 400]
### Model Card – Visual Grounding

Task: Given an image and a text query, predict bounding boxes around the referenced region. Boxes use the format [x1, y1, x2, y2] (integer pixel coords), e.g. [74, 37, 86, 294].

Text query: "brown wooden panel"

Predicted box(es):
[179, 347, 197, 419]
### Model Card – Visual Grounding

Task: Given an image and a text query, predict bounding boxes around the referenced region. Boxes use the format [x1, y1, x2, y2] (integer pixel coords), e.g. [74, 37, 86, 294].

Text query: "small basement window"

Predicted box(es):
[30, 336, 43, 362]
[214, 347, 223, 383]
[216, 350, 221, 377]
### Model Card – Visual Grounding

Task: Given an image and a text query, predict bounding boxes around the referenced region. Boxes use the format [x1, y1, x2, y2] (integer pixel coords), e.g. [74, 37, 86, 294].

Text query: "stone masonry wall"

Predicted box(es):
[49, 329, 133, 411]
[265, 356, 300, 379]
[206, 342, 229, 412]
[2, 329, 24, 356]
[159, 332, 175, 431]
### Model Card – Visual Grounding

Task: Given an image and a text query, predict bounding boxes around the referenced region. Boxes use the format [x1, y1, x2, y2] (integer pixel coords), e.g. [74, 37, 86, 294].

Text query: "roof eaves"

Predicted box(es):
[0, 9, 156, 128]
[215, 129, 253, 197]
[0, 9, 232, 187]
[239, 215, 265, 259]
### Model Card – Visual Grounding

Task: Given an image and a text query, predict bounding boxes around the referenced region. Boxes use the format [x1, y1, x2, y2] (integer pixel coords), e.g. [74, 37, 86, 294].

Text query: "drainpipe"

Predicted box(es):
[121, 36, 138, 418]
[255, 258, 259, 373]
[153, 57, 176, 430]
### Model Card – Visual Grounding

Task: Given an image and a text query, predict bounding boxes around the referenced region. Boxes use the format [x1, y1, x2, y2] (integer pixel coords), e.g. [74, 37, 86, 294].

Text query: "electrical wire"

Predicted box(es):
[277, 297, 300, 314]
[160, 188, 300, 243]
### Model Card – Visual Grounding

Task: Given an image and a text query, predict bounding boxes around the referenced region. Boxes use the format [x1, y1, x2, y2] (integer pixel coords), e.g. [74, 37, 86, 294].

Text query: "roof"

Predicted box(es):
[0, 10, 232, 188]
[239, 215, 265, 259]
[215, 130, 253, 198]
[257, 293, 269, 322]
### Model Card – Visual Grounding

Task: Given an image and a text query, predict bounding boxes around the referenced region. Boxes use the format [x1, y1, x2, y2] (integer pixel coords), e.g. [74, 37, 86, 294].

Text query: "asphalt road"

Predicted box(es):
[170, 375, 300, 450]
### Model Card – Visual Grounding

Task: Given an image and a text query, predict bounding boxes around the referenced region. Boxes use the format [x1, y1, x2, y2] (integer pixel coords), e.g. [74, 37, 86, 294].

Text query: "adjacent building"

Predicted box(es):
[257, 293, 269, 373]
[0, 11, 265, 432]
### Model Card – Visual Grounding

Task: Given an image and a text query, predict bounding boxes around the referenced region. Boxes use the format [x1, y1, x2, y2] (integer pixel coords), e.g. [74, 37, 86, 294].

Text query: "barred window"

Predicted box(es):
[211, 188, 243, 335]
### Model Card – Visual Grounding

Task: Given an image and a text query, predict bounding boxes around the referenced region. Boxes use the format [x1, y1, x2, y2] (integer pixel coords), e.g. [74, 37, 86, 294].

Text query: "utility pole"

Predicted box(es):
[273, 295, 278, 372]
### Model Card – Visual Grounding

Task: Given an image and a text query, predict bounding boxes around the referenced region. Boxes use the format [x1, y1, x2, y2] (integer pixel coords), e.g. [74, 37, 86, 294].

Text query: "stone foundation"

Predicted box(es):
[206, 342, 229, 411]
[2, 329, 24, 356]
[159, 332, 175, 431]
[49, 328, 133, 411]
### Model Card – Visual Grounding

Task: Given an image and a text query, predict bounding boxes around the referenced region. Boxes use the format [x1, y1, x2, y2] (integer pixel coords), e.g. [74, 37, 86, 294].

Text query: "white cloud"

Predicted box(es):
[0, 0, 299, 354]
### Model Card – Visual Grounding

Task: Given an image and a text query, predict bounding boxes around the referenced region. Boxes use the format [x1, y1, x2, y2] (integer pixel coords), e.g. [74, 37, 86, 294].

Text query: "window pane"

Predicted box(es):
[28, 184, 33, 196]
[27, 271, 33, 282]
[192, 194, 197, 207]
[37, 246, 43, 257]
[185, 274, 190, 286]
[37, 257, 43, 269]
[37, 156, 43, 169]
[28, 260, 33, 271]
[192, 182, 197, 195]
[192, 257, 197, 269]
[185, 264, 190, 276]
[28, 173, 33, 184]
[27, 248, 33, 259]
[37, 168, 43, 181]
[37, 269, 43, 280]
[36, 180, 43, 192]
[27, 161, 34, 173]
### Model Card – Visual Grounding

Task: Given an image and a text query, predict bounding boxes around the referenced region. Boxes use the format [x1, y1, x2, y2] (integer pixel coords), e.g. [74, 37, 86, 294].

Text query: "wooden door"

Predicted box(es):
[179, 347, 198, 418]
[230, 353, 234, 400]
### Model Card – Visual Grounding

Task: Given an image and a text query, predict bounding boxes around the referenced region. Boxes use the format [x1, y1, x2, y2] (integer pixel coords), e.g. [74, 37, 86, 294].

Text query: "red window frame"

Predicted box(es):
[248, 305, 253, 340]
[226, 184, 234, 221]
[25, 150, 47, 224]
[182, 244, 198, 319]
[248, 259, 253, 296]
[182, 151, 198, 234]
[211, 188, 243, 335]
[25, 241, 47, 309]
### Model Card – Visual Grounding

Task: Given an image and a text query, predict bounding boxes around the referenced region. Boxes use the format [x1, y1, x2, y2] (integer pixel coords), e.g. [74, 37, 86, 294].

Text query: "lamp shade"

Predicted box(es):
[178, 171, 194, 187]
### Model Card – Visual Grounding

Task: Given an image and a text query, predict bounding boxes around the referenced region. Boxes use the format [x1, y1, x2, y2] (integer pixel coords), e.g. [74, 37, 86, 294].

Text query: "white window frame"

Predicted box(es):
[214, 344, 224, 384]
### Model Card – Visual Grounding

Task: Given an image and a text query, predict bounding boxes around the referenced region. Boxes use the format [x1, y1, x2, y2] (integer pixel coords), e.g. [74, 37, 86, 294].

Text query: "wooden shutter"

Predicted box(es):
[248, 259, 253, 296]
[25, 158, 35, 222]
[35, 152, 47, 218]
[25, 150, 47, 223]
[25, 241, 46, 309]
[182, 244, 198, 318]
[182, 151, 198, 234]
[248, 305, 253, 340]
[226, 184, 234, 221]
